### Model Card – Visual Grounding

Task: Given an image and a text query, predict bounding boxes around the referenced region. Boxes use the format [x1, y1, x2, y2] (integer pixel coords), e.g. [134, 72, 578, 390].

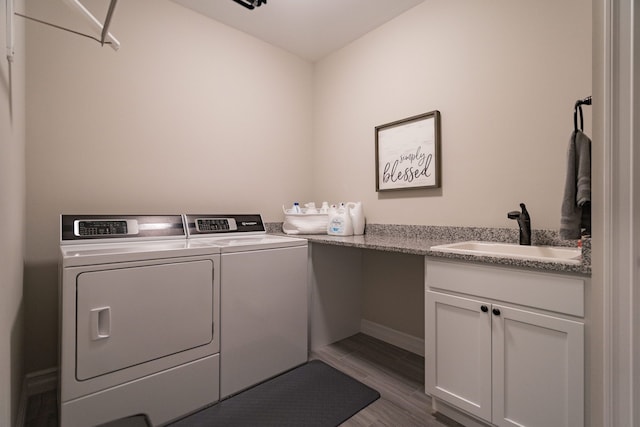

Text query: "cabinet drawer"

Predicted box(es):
[425, 259, 584, 317]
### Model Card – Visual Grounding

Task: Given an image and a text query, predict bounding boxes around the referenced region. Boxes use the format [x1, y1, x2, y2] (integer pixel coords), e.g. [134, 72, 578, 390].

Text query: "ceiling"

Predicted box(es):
[170, 0, 425, 62]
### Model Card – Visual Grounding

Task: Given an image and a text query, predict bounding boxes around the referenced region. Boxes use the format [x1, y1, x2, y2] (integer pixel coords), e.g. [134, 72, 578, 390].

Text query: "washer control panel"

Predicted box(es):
[185, 214, 265, 237]
[195, 218, 237, 233]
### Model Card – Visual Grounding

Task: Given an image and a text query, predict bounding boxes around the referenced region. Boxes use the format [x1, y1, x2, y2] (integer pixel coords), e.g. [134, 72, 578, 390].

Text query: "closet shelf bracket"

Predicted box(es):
[62, 0, 120, 50]
[12, 0, 120, 53]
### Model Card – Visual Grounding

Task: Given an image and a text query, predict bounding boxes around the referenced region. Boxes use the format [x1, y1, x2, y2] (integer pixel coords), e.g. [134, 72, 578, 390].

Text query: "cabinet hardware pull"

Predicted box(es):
[492, 308, 501, 316]
[481, 305, 488, 312]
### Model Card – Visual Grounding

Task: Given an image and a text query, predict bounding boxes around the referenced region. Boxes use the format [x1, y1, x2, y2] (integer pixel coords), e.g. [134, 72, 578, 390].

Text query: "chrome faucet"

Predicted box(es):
[508, 203, 531, 245]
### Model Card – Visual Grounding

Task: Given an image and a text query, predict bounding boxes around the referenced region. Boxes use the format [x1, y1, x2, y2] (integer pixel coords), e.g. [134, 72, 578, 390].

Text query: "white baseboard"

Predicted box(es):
[360, 319, 424, 356]
[16, 367, 58, 427]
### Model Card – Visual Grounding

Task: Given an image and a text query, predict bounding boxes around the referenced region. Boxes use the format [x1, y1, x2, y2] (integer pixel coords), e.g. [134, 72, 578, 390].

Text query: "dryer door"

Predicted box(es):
[75, 259, 214, 380]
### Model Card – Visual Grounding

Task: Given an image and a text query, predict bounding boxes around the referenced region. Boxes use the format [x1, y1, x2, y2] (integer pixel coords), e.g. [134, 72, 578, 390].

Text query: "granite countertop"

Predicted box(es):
[269, 223, 591, 276]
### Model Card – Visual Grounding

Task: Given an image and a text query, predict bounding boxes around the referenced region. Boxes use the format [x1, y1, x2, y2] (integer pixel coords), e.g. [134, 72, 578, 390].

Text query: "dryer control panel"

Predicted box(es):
[74, 219, 137, 237]
[60, 215, 186, 243]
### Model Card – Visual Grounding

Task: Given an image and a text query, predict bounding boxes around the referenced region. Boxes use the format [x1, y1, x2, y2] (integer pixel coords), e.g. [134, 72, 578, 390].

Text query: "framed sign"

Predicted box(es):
[375, 110, 441, 192]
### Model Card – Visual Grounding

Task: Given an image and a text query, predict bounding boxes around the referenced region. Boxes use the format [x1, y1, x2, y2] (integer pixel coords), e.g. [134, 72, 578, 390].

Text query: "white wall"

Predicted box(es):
[362, 251, 424, 338]
[313, 0, 592, 229]
[0, 0, 26, 424]
[24, 0, 314, 372]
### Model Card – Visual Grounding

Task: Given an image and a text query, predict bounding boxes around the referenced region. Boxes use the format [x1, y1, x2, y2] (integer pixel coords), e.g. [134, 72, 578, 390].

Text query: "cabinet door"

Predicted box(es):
[491, 304, 584, 427]
[426, 291, 492, 421]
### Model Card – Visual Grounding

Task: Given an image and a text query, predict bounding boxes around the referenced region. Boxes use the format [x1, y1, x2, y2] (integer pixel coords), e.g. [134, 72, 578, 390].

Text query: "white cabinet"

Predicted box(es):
[425, 259, 585, 427]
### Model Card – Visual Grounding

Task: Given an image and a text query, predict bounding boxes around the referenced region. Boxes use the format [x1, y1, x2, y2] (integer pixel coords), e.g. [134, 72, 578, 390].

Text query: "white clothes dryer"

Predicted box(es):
[59, 215, 221, 427]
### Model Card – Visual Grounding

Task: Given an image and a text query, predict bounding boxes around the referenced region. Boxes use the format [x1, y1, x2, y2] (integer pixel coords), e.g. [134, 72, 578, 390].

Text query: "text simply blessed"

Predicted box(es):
[382, 146, 432, 184]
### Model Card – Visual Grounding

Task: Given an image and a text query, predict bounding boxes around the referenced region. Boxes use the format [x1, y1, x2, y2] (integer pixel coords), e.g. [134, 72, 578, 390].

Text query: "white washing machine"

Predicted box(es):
[59, 215, 221, 427]
[184, 214, 308, 399]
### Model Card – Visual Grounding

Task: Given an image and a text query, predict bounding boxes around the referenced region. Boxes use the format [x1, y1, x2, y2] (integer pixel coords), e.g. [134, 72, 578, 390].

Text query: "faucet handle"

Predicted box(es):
[508, 203, 529, 220]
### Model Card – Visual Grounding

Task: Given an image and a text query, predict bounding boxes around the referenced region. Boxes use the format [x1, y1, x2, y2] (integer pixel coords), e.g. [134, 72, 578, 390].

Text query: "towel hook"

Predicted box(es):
[573, 96, 592, 132]
[575, 96, 592, 108]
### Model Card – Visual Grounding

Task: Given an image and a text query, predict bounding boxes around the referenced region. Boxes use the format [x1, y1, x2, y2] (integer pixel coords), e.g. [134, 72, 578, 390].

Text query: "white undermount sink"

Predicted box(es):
[430, 241, 582, 264]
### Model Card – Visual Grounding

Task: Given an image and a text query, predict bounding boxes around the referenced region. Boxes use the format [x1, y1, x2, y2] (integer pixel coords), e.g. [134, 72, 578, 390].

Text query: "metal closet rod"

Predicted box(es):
[15, 13, 111, 45]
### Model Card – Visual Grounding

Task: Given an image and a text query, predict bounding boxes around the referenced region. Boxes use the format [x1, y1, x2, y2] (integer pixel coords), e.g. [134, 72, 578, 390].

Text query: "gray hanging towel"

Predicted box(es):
[560, 129, 591, 239]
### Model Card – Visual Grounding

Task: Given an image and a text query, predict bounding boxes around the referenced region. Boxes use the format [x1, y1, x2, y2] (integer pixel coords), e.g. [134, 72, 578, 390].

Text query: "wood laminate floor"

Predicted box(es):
[311, 333, 463, 427]
[26, 333, 463, 427]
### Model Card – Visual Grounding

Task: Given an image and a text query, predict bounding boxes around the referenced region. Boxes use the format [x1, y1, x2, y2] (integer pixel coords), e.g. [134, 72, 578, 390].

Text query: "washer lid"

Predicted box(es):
[215, 234, 307, 251]
[187, 234, 307, 253]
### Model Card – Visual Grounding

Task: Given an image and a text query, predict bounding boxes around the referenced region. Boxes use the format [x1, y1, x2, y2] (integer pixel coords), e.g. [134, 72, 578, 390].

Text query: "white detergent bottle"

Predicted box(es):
[347, 202, 365, 235]
[327, 203, 353, 236]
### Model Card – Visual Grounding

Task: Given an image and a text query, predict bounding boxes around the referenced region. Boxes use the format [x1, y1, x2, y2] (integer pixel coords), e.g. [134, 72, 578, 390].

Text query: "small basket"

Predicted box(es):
[282, 206, 328, 235]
